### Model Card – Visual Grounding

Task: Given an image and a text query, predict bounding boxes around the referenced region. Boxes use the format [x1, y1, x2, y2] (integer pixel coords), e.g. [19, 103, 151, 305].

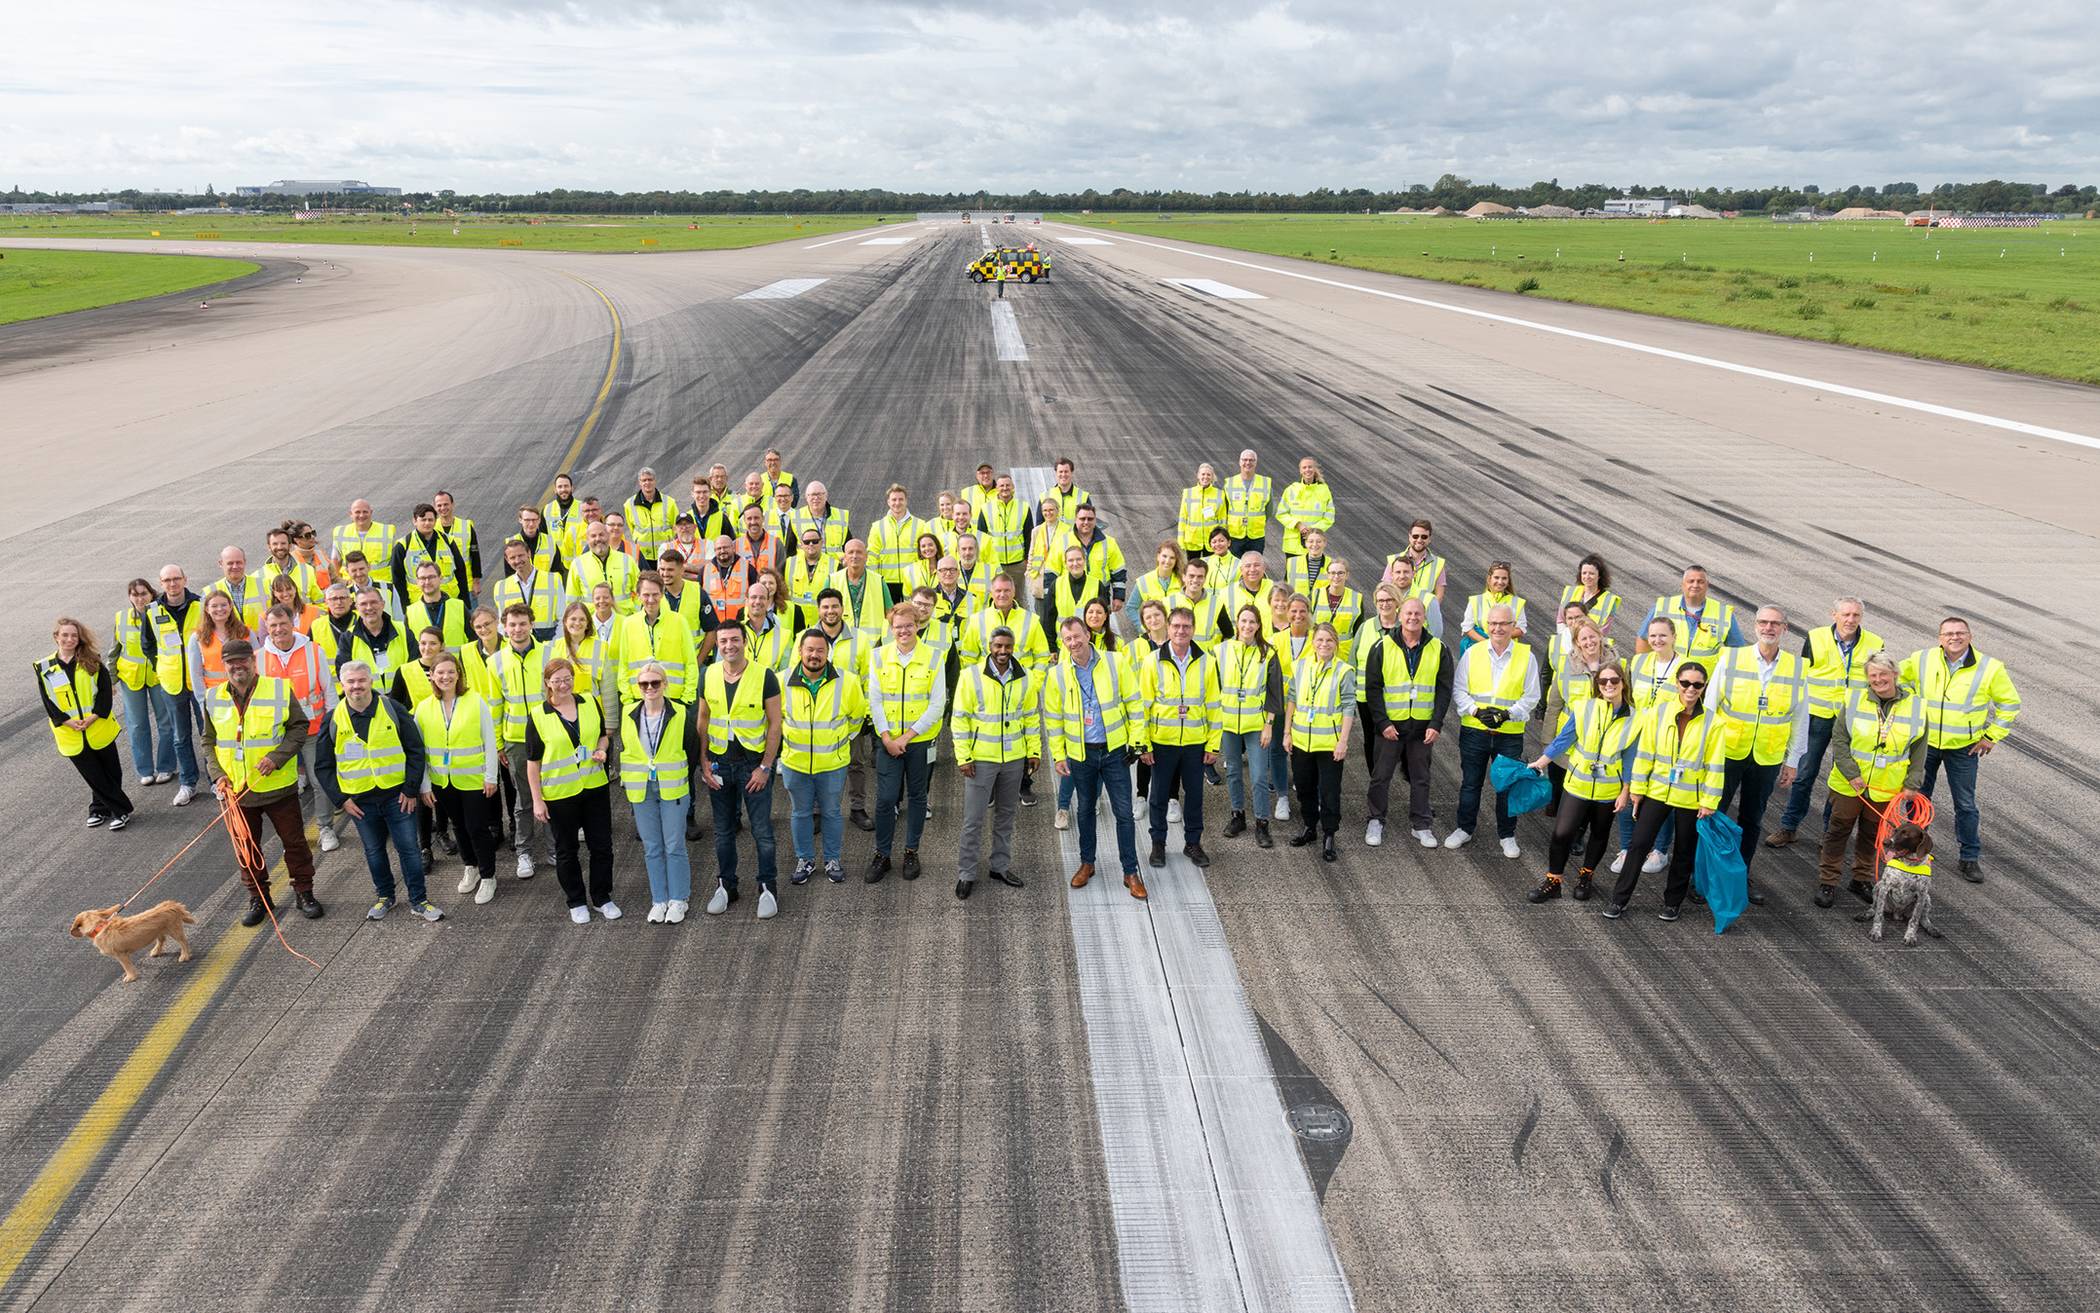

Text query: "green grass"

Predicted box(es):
[0, 248, 260, 326]
[1057, 212, 2100, 383]
[0, 211, 899, 255]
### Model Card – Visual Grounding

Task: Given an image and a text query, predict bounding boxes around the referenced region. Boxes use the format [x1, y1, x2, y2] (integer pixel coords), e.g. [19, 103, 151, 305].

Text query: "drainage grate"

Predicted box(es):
[1288, 1102, 1352, 1145]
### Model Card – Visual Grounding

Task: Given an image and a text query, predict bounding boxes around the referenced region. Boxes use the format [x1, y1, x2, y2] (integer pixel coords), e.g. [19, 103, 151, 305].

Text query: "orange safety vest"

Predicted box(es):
[259, 639, 329, 721]
[736, 529, 778, 572]
[196, 631, 234, 695]
[703, 560, 749, 624]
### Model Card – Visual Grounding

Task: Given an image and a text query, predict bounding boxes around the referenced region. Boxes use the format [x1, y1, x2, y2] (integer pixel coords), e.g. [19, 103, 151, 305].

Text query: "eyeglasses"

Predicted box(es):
[1597, 676, 1623, 687]
[637, 679, 663, 689]
[802, 537, 820, 545]
[1678, 679, 1706, 690]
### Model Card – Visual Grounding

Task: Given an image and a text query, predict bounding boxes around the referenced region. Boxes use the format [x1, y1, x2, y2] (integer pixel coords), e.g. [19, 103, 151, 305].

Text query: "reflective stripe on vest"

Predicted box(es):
[1218, 640, 1272, 734]
[530, 698, 606, 798]
[1224, 474, 1270, 536]
[1565, 699, 1636, 801]
[1460, 642, 1536, 735]
[1804, 626, 1882, 718]
[112, 607, 152, 692]
[1713, 647, 1805, 764]
[205, 679, 298, 794]
[1290, 657, 1346, 750]
[1828, 690, 1924, 801]
[1177, 485, 1225, 550]
[1912, 649, 2018, 748]
[1655, 595, 1736, 661]
[871, 642, 940, 744]
[978, 498, 1026, 563]
[869, 513, 920, 582]
[783, 673, 856, 773]
[958, 666, 1033, 763]
[415, 693, 490, 791]
[260, 640, 329, 721]
[331, 699, 408, 792]
[493, 643, 547, 743]
[1147, 648, 1214, 746]
[38, 658, 122, 755]
[619, 702, 692, 802]
[1380, 636, 1444, 721]
[332, 523, 397, 582]
[704, 663, 770, 754]
[1634, 705, 1724, 809]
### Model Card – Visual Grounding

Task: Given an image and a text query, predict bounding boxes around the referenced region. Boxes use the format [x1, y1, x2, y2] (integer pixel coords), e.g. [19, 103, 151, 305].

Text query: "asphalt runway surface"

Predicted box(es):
[2, 221, 2097, 1312]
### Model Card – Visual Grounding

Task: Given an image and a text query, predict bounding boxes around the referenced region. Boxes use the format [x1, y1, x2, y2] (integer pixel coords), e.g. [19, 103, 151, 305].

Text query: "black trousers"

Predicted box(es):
[1148, 743, 1206, 843]
[1291, 748, 1344, 836]
[546, 786, 614, 908]
[1611, 801, 1699, 908]
[1365, 723, 1432, 828]
[1548, 794, 1616, 877]
[433, 783, 502, 879]
[1718, 757, 1780, 870]
[69, 743, 134, 820]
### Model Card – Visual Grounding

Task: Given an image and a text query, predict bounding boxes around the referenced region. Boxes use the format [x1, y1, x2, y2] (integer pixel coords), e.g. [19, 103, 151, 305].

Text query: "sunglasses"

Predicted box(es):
[1597, 676, 1623, 686]
[1678, 679, 1706, 690]
[637, 680, 663, 689]
[802, 537, 820, 545]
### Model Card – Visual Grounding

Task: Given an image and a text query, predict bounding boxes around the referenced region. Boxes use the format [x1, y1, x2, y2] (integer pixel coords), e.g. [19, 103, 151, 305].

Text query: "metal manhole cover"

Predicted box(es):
[1288, 1102, 1351, 1143]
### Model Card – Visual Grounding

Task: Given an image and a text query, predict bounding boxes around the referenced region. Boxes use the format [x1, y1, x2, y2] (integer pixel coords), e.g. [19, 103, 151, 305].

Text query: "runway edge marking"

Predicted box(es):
[1016, 466, 1353, 1313]
[1047, 224, 2100, 453]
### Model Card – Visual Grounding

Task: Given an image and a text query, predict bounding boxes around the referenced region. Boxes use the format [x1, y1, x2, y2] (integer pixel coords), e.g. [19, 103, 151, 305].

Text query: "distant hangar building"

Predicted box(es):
[234, 179, 403, 197]
[1602, 197, 1671, 216]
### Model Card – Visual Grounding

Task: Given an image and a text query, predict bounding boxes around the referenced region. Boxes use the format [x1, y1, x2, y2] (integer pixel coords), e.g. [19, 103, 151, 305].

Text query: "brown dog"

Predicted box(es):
[69, 901, 197, 983]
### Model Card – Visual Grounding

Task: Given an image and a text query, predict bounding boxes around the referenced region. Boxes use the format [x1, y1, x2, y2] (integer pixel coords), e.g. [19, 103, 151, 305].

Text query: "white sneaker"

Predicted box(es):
[516, 852, 535, 879]
[1500, 837, 1521, 860]
[598, 900, 622, 921]
[1054, 808, 1070, 830]
[1413, 829, 1437, 848]
[317, 827, 340, 853]
[1610, 850, 1627, 874]
[1365, 819, 1384, 847]
[1166, 798, 1182, 824]
[1643, 850, 1667, 874]
[171, 784, 195, 807]
[457, 866, 479, 895]
[757, 889, 778, 920]
[152, 771, 174, 785]
[1443, 828, 1472, 850]
[568, 905, 590, 924]
[138, 775, 155, 788]
[647, 902, 668, 924]
[474, 878, 496, 905]
[666, 899, 688, 924]
[706, 885, 730, 915]
[1274, 797, 1290, 822]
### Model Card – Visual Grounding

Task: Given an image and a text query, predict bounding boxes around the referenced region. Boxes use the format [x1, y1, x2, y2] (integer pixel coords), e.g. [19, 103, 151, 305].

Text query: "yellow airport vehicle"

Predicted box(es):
[966, 247, 1050, 284]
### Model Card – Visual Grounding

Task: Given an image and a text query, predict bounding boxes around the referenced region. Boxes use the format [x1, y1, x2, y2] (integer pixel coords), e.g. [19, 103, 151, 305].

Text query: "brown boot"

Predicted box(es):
[1070, 862, 1095, 889]
[1764, 828, 1796, 848]
[1125, 871, 1149, 901]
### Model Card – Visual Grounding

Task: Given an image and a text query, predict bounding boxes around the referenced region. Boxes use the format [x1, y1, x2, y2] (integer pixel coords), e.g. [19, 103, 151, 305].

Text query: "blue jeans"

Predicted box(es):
[349, 789, 427, 903]
[1057, 767, 1076, 810]
[1269, 738, 1290, 805]
[1221, 728, 1272, 816]
[785, 764, 847, 864]
[874, 739, 932, 855]
[1455, 727, 1523, 840]
[1068, 741, 1139, 875]
[120, 681, 195, 784]
[709, 752, 778, 892]
[1776, 713, 1838, 831]
[633, 781, 692, 903]
[1921, 744, 1983, 861]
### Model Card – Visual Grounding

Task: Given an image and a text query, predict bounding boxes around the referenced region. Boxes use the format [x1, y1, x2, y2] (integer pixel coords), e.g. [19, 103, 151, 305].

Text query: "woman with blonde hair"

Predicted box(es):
[185, 589, 249, 703]
[39, 617, 133, 829]
[1025, 494, 1069, 599]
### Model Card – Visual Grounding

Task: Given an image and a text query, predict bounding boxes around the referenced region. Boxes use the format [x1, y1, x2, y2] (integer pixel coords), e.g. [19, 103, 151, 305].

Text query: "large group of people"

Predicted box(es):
[38, 447, 2022, 928]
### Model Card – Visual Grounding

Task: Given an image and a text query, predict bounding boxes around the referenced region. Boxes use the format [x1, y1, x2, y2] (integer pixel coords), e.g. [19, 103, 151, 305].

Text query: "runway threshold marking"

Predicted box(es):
[990, 301, 1029, 362]
[1164, 278, 1266, 300]
[1055, 236, 1114, 246]
[540, 274, 624, 502]
[860, 236, 915, 245]
[1049, 224, 2100, 453]
[737, 278, 828, 301]
[1014, 467, 1353, 1313]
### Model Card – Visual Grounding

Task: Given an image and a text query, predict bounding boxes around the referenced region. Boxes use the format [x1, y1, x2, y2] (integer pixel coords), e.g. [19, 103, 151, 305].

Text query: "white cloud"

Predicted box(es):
[6, 0, 2097, 192]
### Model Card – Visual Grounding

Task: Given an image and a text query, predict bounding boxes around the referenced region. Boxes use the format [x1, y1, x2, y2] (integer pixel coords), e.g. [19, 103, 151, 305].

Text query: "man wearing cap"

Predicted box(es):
[199, 639, 322, 925]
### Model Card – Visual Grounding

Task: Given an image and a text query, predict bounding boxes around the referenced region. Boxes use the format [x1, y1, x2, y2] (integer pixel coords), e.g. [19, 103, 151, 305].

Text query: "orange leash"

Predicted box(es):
[220, 791, 322, 971]
[1869, 789, 1936, 868]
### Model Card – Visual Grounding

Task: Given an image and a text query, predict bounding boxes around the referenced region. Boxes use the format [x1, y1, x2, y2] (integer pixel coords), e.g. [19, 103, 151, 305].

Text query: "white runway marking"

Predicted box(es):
[1057, 236, 1114, 246]
[861, 236, 916, 245]
[1053, 225, 2100, 453]
[1022, 459, 1352, 1313]
[735, 278, 828, 301]
[1165, 278, 1266, 300]
[804, 231, 873, 249]
[990, 300, 1028, 362]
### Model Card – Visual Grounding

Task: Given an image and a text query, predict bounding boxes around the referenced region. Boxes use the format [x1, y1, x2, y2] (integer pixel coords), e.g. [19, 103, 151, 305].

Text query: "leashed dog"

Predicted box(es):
[1867, 823, 1943, 946]
[69, 900, 197, 982]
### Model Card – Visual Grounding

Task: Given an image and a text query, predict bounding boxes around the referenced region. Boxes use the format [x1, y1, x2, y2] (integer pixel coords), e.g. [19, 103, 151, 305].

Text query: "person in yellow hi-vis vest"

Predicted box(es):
[1816, 652, 1926, 908]
[952, 624, 1039, 897]
[1046, 614, 1148, 899]
[697, 625, 785, 919]
[1900, 615, 2020, 881]
[1706, 605, 1807, 906]
[1607, 658, 1725, 922]
[39, 617, 132, 829]
[781, 627, 869, 887]
[200, 639, 319, 925]
[621, 659, 707, 924]
[316, 659, 443, 924]
[1446, 603, 1539, 861]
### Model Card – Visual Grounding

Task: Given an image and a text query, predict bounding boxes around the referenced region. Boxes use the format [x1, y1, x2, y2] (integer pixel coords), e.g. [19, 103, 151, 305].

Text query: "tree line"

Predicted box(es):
[7, 178, 2094, 216]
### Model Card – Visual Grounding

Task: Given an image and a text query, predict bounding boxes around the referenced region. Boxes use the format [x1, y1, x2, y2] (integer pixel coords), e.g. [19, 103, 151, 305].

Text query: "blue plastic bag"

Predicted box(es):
[1489, 755, 1553, 817]
[1694, 812, 1750, 934]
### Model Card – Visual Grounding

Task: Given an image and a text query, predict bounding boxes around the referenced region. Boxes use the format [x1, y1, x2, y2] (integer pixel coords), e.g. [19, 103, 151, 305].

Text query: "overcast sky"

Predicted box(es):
[10, 1, 2097, 193]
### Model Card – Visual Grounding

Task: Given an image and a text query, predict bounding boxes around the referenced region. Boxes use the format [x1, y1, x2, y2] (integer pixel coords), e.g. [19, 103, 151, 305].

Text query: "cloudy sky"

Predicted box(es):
[10, 1, 2097, 193]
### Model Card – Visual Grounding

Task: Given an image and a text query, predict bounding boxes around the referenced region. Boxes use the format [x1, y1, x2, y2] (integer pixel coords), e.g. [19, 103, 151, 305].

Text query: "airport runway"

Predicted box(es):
[2, 221, 2096, 1312]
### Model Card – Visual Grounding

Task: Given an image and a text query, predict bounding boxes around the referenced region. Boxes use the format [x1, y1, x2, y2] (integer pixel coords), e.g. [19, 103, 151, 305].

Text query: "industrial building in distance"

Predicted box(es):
[233, 179, 403, 197]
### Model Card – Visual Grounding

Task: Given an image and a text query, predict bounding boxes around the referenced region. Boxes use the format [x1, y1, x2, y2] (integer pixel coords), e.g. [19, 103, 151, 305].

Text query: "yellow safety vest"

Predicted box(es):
[37, 656, 121, 755]
[869, 641, 941, 744]
[1045, 649, 1141, 759]
[1217, 639, 1275, 735]
[1652, 594, 1737, 663]
[1388, 553, 1447, 604]
[491, 642, 547, 744]
[1633, 704, 1726, 809]
[436, 517, 477, 589]
[830, 571, 892, 648]
[206, 574, 270, 631]
[1712, 647, 1805, 765]
[954, 663, 1039, 764]
[1275, 481, 1334, 556]
[1219, 579, 1276, 634]
[530, 696, 607, 799]
[784, 552, 838, 622]
[1289, 656, 1349, 752]
[1886, 854, 1934, 879]
[415, 692, 491, 791]
[111, 607, 154, 692]
[395, 660, 438, 709]
[977, 497, 1027, 565]
[1312, 587, 1362, 637]
[1176, 485, 1226, 553]
[623, 493, 679, 558]
[1465, 591, 1528, 636]
[619, 701, 692, 802]
[405, 595, 471, 651]
[1564, 699, 1638, 802]
[395, 533, 463, 599]
[346, 624, 409, 693]
[792, 507, 852, 556]
[961, 606, 1050, 673]
[868, 513, 922, 587]
[332, 522, 397, 585]
[540, 499, 581, 552]
[148, 600, 200, 694]
[493, 569, 563, 630]
[1827, 689, 1925, 801]
[781, 667, 865, 774]
[1458, 641, 1537, 735]
[619, 612, 697, 703]
[205, 678, 300, 794]
[1557, 585, 1622, 633]
[1802, 625, 1882, 719]
[1900, 646, 2020, 749]
[1627, 650, 1686, 711]
[1223, 474, 1271, 539]
[1285, 555, 1328, 596]
[1378, 635, 1444, 722]
[258, 557, 324, 607]
[703, 662, 772, 754]
[1143, 646, 1222, 749]
[746, 617, 794, 675]
[569, 551, 638, 616]
[330, 699, 408, 792]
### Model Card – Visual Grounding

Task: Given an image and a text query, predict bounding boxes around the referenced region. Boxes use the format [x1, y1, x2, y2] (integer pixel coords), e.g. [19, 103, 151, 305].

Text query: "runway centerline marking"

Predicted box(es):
[736, 278, 828, 301]
[1049, 224, 2100, 453]
[990, 301, 1028, 362]
[1164, 278, 1266, 300]
[1015, 473, 1351, 1313]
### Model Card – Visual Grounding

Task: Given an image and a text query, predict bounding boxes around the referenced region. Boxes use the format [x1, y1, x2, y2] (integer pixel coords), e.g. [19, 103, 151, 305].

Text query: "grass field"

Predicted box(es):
[0, 248, 260, 326]
[0, 211, 897, 255]
[1059, 212, 2100, 383]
